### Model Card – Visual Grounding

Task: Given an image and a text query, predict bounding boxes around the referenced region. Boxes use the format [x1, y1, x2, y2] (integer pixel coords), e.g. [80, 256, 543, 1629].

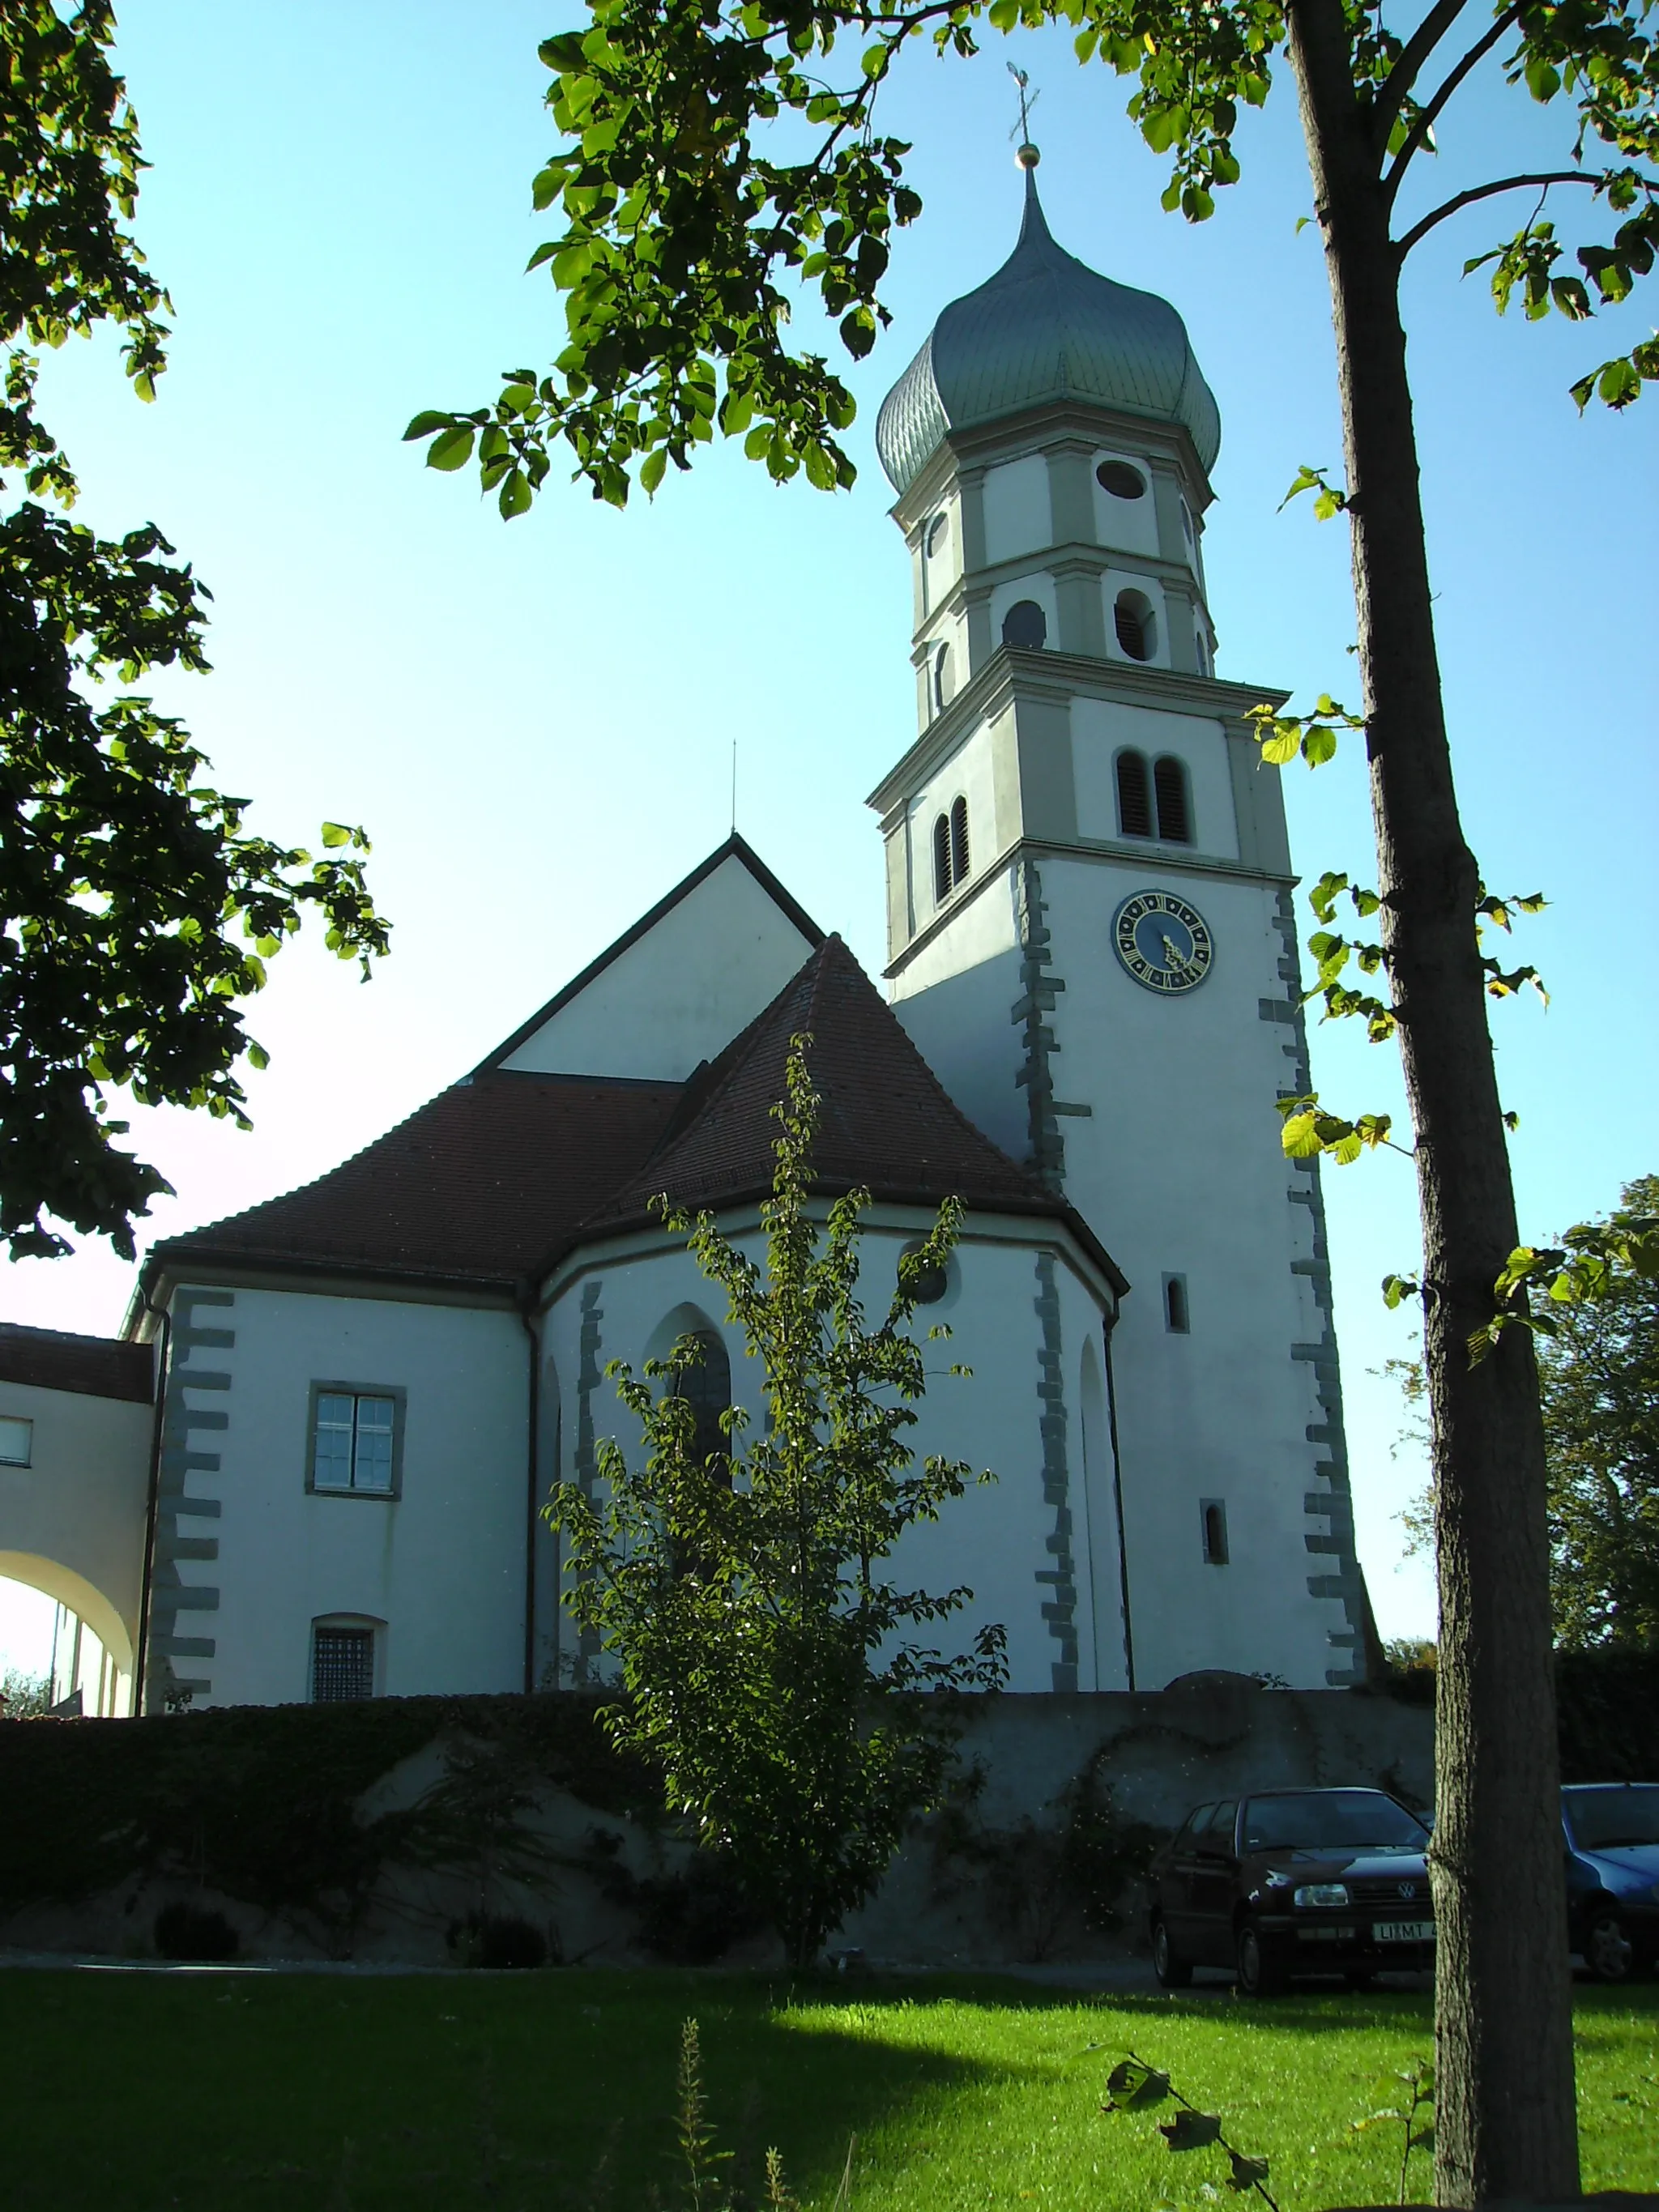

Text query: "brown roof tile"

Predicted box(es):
[587, 936, 1097, 1243]
[0, 1324, 154, 1404]
[150, 1072, 684, 1293]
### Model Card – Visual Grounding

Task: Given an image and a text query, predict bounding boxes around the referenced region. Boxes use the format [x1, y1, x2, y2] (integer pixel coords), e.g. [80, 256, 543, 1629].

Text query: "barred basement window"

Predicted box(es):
[1154, 756, 1192, 843]
[1115, 750, 1153, 838]
[1001, 598, 1047, 650]
[312, 1623, 374, 1703]
[1201, 1499, 1230, 1566]
[950, 795, 970, 885]
[309, 1386, 403, 1495]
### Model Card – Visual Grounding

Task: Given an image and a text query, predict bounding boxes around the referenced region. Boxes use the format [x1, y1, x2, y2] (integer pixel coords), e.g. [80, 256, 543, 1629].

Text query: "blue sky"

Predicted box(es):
[2, 2, 1654, 1672]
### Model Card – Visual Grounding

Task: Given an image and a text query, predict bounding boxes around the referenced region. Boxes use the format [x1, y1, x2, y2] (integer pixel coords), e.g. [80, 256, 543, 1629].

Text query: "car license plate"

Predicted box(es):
[1374, 1920, 1435, 1943]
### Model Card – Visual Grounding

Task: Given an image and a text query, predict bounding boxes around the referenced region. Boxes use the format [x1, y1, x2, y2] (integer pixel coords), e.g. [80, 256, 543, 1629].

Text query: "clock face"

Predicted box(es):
[1113, 889, 1214, 995]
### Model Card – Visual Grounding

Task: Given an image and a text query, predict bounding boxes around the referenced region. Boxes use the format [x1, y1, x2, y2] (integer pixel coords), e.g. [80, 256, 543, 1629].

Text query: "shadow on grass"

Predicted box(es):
[0, 1967, 1004, 2212]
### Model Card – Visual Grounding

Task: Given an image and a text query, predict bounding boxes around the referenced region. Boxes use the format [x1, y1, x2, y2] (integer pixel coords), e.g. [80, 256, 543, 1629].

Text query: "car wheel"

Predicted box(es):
[1584, 1907, 1635, 1984]
[1236, 1921, 1287, 1998]
[1151, 1916, 1192, 1990]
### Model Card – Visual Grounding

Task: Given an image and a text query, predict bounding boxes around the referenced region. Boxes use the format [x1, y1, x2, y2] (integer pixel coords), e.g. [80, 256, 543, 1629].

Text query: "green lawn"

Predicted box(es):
[2, 1969, 1653, 2210]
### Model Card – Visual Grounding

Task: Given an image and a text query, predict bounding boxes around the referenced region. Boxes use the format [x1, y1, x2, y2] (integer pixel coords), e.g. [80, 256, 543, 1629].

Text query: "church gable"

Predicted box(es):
[485, 836, 823, 1083]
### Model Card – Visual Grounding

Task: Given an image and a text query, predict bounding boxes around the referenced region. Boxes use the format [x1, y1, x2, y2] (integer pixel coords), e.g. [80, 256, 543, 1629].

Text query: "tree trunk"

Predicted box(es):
[1282, 2, 1580, 2201]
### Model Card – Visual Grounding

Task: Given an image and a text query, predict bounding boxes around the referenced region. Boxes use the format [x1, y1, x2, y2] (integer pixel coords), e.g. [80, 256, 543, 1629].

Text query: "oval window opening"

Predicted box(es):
[902, 1240, 949, 1306]
[925, 511, 949, 558]
[1000, 599, 1047, 650]
[1097, 459, 1147, 501]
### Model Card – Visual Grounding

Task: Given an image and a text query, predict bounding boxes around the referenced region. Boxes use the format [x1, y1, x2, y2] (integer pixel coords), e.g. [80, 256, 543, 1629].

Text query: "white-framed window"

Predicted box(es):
[1201, 1498, 1230, 1566]
[308, 1384, 403, 1496]
[310, 1617, 381, 1703]
[0, 1415, 32, 1467]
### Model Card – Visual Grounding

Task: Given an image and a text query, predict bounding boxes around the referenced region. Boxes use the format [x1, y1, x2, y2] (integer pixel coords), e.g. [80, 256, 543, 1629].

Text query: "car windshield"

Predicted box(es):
[1243, 1791, 1428, 1852]
[1565, 1786, 1659, 1850]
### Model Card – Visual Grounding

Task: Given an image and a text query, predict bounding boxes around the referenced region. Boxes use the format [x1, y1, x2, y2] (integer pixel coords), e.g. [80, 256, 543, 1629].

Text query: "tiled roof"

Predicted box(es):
[145, 940, 1124, 1299]
[148, 1073, 684, 1293]
[586, 936, 1108, 1255]
[0, 1323, 154, 1404]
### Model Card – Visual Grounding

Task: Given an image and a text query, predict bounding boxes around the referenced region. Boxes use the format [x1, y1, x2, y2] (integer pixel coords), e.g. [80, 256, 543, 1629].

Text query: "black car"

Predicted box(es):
[1563, 1783, 1659, 1981]
[1148, 1787, 1435, 1995]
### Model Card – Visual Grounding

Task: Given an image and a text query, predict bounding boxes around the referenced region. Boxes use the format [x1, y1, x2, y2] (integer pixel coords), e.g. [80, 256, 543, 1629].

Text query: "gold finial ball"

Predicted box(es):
[1016, 141, 1041, 169]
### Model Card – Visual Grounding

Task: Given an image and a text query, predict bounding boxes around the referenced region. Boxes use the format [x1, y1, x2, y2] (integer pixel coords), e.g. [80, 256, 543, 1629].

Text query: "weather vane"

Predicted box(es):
[1007, 62, 1041, 168]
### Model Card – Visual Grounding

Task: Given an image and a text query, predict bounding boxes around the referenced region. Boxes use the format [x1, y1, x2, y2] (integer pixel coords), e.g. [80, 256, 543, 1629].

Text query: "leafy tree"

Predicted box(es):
[411, 0, 1659, 2189]
[1, 1, 388, 1261]
[549, 1037, 1007, 1969]
[1542, 1182, 1659, 1648]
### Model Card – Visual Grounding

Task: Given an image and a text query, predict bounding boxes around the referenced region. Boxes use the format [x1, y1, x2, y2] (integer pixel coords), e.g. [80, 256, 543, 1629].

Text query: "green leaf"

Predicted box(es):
[426, 425, 476, 472]
[639, 445, 667, 496]
[320, 822, 352, 849]
[1160, 2111, 1222, 2150]
[1382, 1273, 1421, 1311]
[403, 410, 452, 441]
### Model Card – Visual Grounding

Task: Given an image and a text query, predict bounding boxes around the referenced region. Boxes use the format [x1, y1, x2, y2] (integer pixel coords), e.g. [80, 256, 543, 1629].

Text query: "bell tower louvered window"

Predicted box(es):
[1154, 756, 1192, 844]
[1000, 598, 1047, 650]
[1116, 751, 1153, 838]
[932, 796, 971, 903]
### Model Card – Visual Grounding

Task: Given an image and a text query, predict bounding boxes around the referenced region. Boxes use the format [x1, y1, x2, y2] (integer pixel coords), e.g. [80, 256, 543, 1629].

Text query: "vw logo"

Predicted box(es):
[1398, 1880, 1418, 1899]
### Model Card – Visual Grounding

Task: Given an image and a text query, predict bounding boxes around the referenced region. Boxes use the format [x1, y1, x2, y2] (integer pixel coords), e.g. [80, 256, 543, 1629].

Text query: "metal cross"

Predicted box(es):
[1006, 61, 1041, 146]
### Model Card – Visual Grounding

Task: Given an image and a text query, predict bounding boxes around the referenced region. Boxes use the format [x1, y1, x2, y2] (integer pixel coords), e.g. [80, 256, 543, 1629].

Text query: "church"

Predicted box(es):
[0, 159, 1371, 1717]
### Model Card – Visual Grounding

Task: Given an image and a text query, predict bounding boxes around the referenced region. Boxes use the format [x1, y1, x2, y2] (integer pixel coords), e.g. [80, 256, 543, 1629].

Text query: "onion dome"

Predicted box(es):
[876, 161, 1222, 497]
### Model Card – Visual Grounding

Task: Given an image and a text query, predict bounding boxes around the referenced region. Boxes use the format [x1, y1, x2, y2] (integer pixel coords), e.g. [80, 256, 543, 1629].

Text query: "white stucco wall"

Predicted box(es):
[1071, 698, 1239, 863]
[983, 453, 1051, 564]
[173, 1287, 530, 1707]
[538, 1213, 1122, 1694]
[1090, 451, 1161, 560]
[502, 853, 817, 1080]
[0, 1376, 150, 1702]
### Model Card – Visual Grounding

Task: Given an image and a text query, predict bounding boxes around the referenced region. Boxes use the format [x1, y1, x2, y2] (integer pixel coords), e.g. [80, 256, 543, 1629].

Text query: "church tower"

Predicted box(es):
[868, 153, 1370, 1690]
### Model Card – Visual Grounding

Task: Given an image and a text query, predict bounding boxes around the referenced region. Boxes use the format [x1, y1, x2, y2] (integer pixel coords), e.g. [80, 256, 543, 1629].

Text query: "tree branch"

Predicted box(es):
[1370, 0, 1472, 158]
[1397, 168, 1600, 258]
[1384, 2, 1525, 200]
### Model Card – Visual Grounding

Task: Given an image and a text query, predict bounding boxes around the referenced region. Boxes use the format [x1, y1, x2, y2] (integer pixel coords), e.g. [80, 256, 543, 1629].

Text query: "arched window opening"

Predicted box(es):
[1164, 1274, 1190, 1334]
[932, 812, 952, 903]
[1154, 756, 1191, 844]
[931, 641, 952, 713]
[1114, 590, 1156, 662]
[1194, 627, 1210, 677]
[924, 511, 949, 559]
[949, 795, 970, 886]
[900, 1238, 949, 1307]
[1115, 750, 1153, 839]
[1180, 499, 1196, 544]
[1201, 1500, 1230, 1566]
[1097, 458, 1146, 501]
[1001, 599, 1047, 650]
[674, 1329, 731, 1474]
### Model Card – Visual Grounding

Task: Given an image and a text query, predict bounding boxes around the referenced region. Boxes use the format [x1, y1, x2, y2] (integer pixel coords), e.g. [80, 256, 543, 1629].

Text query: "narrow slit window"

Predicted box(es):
[949, 795, 970, 886]
[1115, 751, 1153, 839]
[1164, 1275, 1190, 1334]
[1000, 599, 1047, 650]
[932, 812, 951, 903]
[1201, 1500, 1230, 1566]
[1154, 756, 1191, 843]
[931, 641, 952, 713]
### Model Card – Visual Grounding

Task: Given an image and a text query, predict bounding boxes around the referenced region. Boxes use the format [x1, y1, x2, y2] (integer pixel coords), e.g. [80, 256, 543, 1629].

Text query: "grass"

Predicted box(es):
[1, 1968, 1653, 2210]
